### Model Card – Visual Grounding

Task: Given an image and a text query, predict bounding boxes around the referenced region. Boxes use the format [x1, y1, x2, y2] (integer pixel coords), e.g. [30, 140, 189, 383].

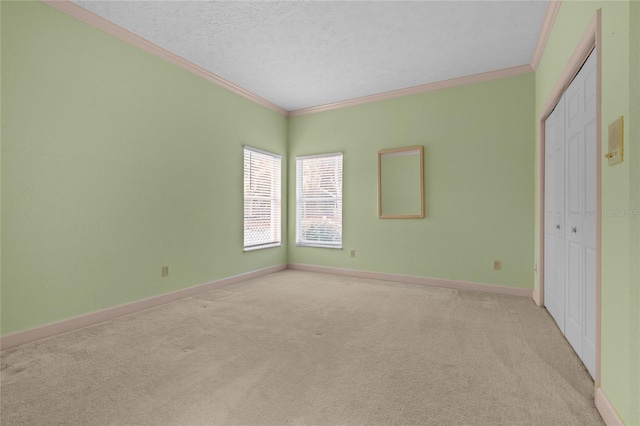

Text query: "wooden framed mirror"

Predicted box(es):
[378, 146, 424, 219]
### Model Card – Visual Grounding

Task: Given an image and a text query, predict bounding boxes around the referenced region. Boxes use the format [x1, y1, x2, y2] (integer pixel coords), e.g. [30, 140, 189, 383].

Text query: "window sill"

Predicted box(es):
[296, 243, 342, 250]
[244, 243, 281, 252]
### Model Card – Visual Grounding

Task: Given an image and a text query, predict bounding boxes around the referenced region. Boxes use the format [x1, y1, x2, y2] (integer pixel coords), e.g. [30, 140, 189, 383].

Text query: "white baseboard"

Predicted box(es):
[0, 263, 534, 350]
[0, 264, 287, 350]
[287, 263, 533, 298]
[596, 387, 625, 425]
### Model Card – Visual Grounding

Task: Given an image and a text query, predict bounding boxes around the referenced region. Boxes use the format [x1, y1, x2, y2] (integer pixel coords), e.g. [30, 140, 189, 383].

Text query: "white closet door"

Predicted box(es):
[544, 97, 565, 331]
[544, 50, 596, 378]
[564, 51, 596, 378]
[564, 62, 586, 360]
[581, 51, 598, 377]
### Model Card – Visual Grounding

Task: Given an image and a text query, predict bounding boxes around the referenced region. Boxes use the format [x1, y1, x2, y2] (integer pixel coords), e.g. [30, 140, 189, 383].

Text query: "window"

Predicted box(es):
[244, 147, 281, 251]
[296, 153, 343, 248]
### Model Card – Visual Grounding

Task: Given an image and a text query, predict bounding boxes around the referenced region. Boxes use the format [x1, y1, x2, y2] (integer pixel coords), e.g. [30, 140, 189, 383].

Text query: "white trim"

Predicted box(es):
[243, 145, 282, 160]
[39, 0, 538, 118]
[289, 64, 533, 117]
[530, 1, 562, 71]
[295, 153, 344, 249]
[40, 0, 288, 117]
[295, 152, 344, 161]
[0, 263, 533, 350]
[596, 387, 625, 426]
[295, 243, 343, 250]
[41, 0, 542, 118]
[0, 264, 287, 350]
[243, 146, 282, 250]
[243, 243, 282, 252]
[288, 264, 533, 298]
[534, 9, 601, 384]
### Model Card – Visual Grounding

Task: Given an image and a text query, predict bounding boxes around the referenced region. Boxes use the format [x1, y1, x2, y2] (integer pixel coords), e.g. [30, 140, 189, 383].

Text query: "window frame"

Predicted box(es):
[243, 146, 282, 252]
[295, 152, 343, 249]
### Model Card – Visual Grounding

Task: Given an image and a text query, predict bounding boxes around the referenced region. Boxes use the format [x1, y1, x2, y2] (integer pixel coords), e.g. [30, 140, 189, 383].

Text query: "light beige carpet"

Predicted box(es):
[1, 270, 603, 425]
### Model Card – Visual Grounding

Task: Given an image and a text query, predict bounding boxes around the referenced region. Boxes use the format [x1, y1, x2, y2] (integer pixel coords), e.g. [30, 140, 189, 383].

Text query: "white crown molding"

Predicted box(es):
[289, 64, 534, 117]
[0, 264, 287, 350]
[288, 263, 533, 298]
[530, 0, 562, 71]
[41, 0, 288, 117]
[41, 1, 547, 119]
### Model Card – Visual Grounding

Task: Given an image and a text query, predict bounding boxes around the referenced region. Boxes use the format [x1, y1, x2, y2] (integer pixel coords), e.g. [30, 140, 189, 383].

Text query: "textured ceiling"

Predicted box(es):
[72, 1, 547, 112]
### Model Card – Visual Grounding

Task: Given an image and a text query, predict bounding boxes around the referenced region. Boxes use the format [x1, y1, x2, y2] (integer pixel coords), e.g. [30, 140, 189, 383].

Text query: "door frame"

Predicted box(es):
[534, 10, 602, 386]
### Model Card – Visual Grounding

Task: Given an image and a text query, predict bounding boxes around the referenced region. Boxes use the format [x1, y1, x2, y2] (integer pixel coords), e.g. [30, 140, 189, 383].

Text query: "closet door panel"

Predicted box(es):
[543, 49, 596, 378]
[564, 77, 585, 359]
[581, 52, 597, 377]
[544, 101, 565, 330]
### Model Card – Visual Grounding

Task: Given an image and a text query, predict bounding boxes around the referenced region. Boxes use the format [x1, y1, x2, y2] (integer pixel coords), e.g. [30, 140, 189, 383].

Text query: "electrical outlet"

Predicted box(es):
[493, 261, 501, 270]
[162, 266, 169, 277]
[350, 250, 356, 258]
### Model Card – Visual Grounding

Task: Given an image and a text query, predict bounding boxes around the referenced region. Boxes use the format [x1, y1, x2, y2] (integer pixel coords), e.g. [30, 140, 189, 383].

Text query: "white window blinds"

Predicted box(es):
[296, 153, 343, 248]
[244, 147, 281, 250]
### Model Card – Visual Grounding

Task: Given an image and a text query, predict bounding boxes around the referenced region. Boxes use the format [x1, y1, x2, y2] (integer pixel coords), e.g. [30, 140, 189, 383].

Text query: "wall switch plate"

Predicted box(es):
[606, 116, 624, 166]
[350, 250, 356, 258]
[162, 266, 169, 277]
[493, 260, 501, 270]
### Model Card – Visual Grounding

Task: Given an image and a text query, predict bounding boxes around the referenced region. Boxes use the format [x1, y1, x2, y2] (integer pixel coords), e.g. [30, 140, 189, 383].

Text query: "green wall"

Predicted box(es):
[535, 1, 638, 424]
[2, 1, 638, 423]
[288, 74, 535, 289]
[628, 1, 640, 423]
[1, 1, 287, 335]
